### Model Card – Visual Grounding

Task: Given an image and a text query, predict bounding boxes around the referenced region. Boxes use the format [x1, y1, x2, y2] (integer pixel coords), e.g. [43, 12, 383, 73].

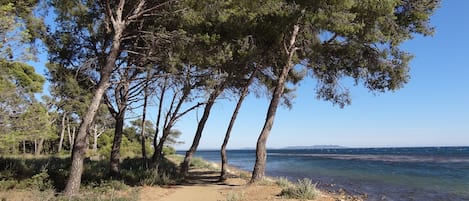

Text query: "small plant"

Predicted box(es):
[280, 178, 320, 200]
[276, 177, 292, 188]
[226, 191, 243, 201]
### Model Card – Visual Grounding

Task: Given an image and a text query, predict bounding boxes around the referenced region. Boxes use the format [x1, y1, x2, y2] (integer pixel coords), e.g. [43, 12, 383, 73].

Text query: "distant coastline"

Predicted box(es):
[283, 145, 347, 149]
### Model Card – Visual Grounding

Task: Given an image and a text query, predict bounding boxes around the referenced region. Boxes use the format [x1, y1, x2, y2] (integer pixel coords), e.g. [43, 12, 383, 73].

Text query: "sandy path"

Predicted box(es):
[138, 165, 359, 201]
[139, 168, 245, 201]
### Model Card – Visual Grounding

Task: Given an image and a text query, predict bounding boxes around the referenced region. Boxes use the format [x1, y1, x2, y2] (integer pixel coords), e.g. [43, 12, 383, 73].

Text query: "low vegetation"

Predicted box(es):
[0, 155, 180, 200]
[279, 178, 320, 200]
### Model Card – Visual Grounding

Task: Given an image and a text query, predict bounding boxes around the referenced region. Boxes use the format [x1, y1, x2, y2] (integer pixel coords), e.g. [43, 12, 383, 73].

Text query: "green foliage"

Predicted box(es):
[280, 178, 320, 200]
[0, 0, 45, 60]
[162, 146, 176, 155]
[0, 60, 53, 155]
[0, 60, 45, 93]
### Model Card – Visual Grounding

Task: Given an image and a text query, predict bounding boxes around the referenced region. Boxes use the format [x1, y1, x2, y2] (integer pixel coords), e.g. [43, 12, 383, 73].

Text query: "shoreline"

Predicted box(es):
[199, 157, 366, 201]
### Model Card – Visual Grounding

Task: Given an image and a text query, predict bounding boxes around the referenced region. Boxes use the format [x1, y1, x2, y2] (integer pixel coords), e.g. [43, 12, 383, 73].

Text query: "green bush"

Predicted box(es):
[280, 178, 320, 200]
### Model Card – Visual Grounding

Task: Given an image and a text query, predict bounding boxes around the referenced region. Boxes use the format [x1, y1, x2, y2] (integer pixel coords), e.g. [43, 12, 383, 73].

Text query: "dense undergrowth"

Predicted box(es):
[0, 155, 180, 200]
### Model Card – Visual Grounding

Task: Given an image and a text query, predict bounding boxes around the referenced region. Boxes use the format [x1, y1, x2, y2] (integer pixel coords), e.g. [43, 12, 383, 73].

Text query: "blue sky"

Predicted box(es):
[33, 1, 468, 149]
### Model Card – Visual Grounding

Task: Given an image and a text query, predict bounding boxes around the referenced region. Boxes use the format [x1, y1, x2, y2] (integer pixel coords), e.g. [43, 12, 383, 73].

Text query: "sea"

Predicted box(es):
[181, 147, 469, 201]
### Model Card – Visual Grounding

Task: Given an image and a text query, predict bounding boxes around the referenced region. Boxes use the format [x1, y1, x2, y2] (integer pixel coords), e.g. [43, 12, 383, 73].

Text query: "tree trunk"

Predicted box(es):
[180, 84, 224, 176]
[93, 125, 99, 152]
[154, 128, 170, 167]
[67, 120, 72, 153]
[71, 127, 76, 149]
[140, 76, 150, 161]
[34, 139, 37, 155]
[250, 25, 300, 183]
[64, 28, 123, 197]
[58, 113, 66, 153]
[110, 112, 125, 178]
[152, 78, 167, 162]
[35, 138, 44, 156]
[220, 69, 257, 181]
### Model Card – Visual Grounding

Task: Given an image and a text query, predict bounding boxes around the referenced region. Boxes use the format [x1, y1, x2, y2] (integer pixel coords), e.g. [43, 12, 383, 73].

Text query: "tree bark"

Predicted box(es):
[64, 27, 123, 198]
[93, 125, 98, 152]
[180, 84, 224, 176]
[220, 69, 257, 181]
[250, 25, 300, 183]
[58, 113, 66, 153]
[64, 79, 111, 196]
[110, 112, 125, 178]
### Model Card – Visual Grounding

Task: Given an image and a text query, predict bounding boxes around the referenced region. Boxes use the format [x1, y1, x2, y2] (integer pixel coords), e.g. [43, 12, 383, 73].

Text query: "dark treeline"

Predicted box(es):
[0, 0, 440, 197]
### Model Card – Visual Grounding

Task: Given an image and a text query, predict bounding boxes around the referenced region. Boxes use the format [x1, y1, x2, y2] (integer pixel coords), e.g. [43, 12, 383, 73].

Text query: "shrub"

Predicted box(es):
[276, 177, 293, 188]
[16, 167, 53, 191]
[280, 178, 320, 200]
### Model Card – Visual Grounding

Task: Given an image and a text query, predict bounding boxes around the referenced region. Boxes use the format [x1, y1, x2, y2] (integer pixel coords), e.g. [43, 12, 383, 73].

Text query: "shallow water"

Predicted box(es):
[186, 147, 469, 201]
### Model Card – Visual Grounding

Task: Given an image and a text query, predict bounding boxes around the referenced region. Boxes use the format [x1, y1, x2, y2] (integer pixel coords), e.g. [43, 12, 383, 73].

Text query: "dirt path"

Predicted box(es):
[138, 165, 357, 201]
[139, 168, 246, 201]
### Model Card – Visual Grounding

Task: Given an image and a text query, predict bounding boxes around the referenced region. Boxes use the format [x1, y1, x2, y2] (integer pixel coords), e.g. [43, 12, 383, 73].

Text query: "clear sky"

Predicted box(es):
[33, 1, 469, 149]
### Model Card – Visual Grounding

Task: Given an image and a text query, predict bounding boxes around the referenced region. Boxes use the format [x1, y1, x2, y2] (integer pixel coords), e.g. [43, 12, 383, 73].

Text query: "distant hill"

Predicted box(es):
[283, 145, 347, 149]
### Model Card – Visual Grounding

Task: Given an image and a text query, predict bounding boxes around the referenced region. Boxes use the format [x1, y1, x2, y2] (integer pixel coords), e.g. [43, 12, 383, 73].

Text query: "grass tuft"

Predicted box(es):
[280, 178, 320, 200]
[276, 176, 293, 188]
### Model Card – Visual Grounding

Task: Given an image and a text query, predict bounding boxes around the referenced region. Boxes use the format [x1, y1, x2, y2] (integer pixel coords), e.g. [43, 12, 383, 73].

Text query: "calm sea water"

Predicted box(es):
[182, 147, 469, 201]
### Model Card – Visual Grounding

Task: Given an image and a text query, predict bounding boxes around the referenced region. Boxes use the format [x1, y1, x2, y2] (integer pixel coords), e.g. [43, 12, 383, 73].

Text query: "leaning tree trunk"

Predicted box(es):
[64, 75, 113, 196]
[220, 69, 257, 181]
[180, 85, 224, 176]
[250, 25, 300, 183]
[64, 29, 123, 198]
